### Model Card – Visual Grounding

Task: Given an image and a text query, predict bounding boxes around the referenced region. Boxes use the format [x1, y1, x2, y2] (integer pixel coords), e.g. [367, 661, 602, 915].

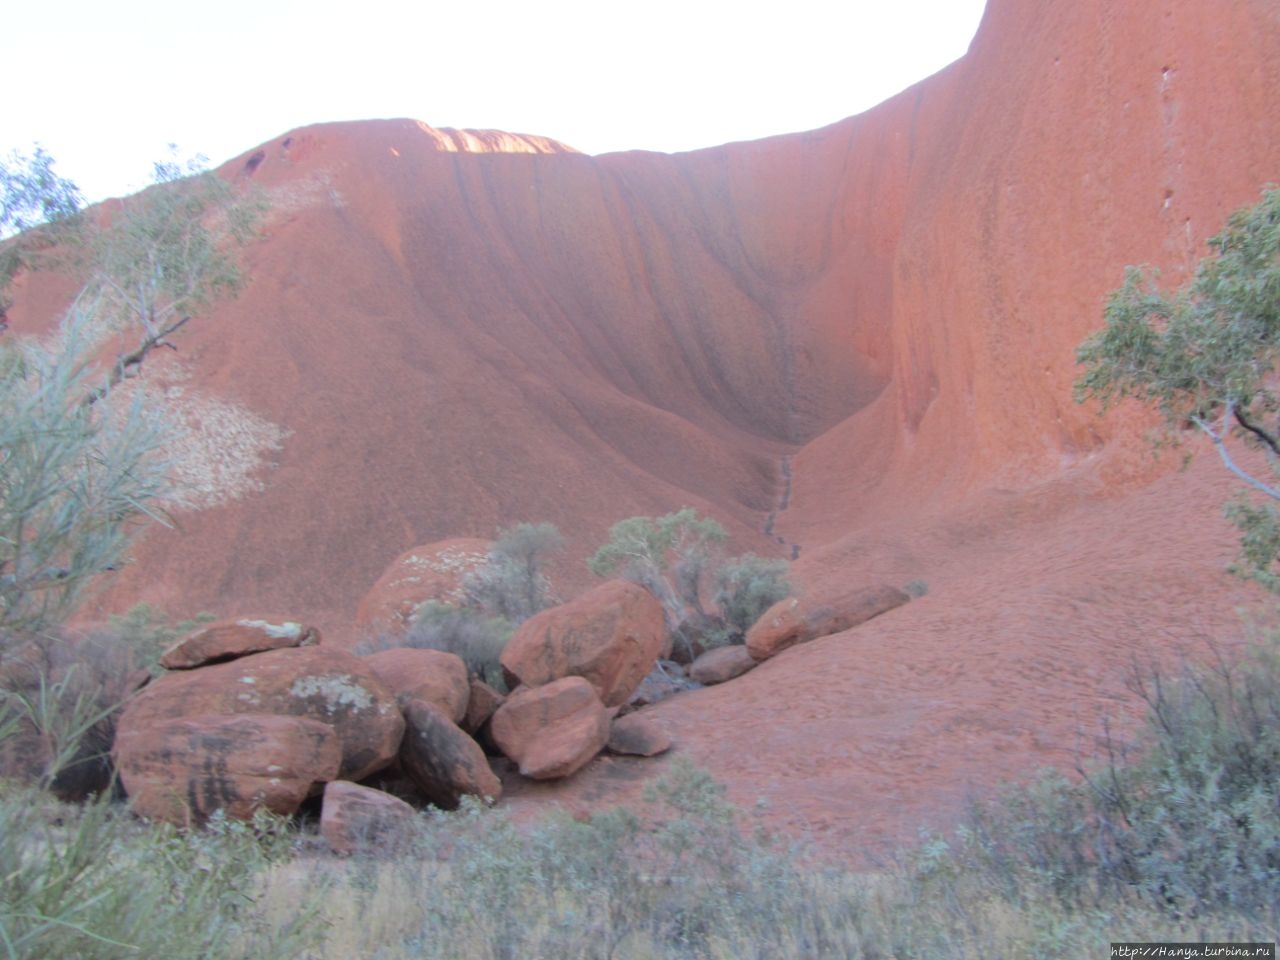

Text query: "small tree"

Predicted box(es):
[0, 147, 83, 324]
[1076, 187, 1280, 588]
[0, 148, 264, 645]
[588, 508, 790, 657]
[588, 508, 728, 629]
[713, 554, 791, 641]
[462, 522, 564, 624]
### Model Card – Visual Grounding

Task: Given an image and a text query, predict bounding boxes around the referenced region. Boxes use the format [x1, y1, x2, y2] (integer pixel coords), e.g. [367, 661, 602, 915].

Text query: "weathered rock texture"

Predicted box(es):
[160, 618, 320, 670]
[745, 586, 910, 662]
[115, 713, 341, 824]
[363, 648, 470, 722]
[689, 645, 758, 685]
[399, 698, 502, 807]
[606, 713, 671, 757]
[490, 677, 610, 780]
[500, 579, 666, 706]
[117, 647, 404, 782]
[14, 0, 1280, 853]
[355, 539, 492, 638]
[320, 780, 419, 855]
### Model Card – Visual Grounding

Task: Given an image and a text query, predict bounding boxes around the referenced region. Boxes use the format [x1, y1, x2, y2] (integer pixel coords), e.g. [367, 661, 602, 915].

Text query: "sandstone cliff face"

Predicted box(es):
[11, 0, 1277, 652]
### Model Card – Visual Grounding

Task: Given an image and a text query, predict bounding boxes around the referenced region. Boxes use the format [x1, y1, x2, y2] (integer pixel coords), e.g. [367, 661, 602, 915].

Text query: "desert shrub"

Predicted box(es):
[0, 791, 319, 960]
[461, 522, 563, 624]
[398, 601, 513, 690]
[713, 553, 791, 642]
[939, 637, 1280, 928]
[0, 606, 212, 799]
[589, 508, 791, 658]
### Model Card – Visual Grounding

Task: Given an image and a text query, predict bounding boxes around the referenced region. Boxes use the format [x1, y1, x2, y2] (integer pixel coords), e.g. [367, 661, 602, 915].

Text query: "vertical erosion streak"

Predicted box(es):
[763, 455, 801, 560]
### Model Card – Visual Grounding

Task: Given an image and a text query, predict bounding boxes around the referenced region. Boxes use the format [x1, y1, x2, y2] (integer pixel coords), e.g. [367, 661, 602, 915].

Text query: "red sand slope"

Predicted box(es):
[9, 0, 1280, 848]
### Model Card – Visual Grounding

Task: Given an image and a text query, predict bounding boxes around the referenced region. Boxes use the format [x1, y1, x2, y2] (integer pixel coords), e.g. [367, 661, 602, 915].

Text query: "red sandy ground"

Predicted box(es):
[9, 0, 1280, 853]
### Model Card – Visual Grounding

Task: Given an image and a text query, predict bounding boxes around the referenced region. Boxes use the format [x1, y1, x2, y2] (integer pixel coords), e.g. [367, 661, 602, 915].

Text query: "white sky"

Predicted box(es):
[2, 0, 987, 203]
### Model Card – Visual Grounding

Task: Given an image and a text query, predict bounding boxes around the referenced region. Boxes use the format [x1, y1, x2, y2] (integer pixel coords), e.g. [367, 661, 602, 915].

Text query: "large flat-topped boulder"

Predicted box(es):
[160, 618, 320, 670]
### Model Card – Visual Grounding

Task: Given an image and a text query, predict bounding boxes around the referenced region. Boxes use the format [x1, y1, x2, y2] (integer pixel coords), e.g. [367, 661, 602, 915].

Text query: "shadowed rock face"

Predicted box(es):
[11, 0, 1280, 851]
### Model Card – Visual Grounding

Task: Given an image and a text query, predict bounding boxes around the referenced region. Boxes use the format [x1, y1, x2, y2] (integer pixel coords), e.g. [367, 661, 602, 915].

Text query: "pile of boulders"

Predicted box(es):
[112, 578, 675, 850]
[106, 570, 912, 850]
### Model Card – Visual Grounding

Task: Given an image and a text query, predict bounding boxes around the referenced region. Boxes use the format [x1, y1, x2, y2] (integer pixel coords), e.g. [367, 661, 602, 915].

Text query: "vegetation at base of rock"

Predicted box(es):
[364, 600, 513, 690]
[0, 791, 318, 959]
[462, 521, 564, 624]
[1076, 187, 1280, 590]
[712, 553, 792, 641]
[0, 148, 263, 645]
[0, 607, 219, 801]
[4, 635, 1280, 956]
[0, 314, 175, 642]
[588, 507, 792, 657]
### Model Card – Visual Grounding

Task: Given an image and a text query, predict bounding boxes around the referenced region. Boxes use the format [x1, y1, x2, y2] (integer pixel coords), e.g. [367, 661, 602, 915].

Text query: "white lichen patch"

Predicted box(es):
[239, 676, 257, 684]
[238, 619, 302, 639]
[264, 173, 344, 220]
[160, 383, 290, 510]
[289, 674, 373, 713]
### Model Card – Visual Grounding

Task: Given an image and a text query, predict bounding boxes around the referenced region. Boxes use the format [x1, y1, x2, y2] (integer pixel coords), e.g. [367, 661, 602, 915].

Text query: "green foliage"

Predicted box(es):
[946, 638, 1280, 925]
[713, 553, 792, 640]
[395, 601, 513, 690]
[0, 147, 83, 238]
[0, 794, 318, 959]
[1076, 187, 1280, 588]
[0, 149, 263, 644]
[461, 521, 563, 624]
[589, 508, 790, 656]
[84, 155, 264, 350]
[0, 310, 174, 642]
[0, 148, 83, 319]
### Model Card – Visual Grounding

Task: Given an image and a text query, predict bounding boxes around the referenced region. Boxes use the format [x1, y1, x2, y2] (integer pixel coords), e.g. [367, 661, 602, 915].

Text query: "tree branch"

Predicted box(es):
[81, 314, 191, 407]
[1192, 407, 1280, 501]
[1232, 405, 1280, 456]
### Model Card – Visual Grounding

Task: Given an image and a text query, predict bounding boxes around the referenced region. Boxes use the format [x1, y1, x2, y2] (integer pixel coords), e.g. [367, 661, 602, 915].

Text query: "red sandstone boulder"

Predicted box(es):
[320, 780, 419, 855]
[363, 648, 469, 723]
[500, 579, 665, 707]
[160, 618, 321, 670]
[746, 585, 911, 662]
[399, 699, 502, 807]
[462, 676, 505, 735]
[355, 539, 492, 637]
[117, 646, 404, 782]
[115, 713, 341, 824]
[489, 677, 610, 780]
[689, 645, 758, 685]
[606, 713, 672, 757]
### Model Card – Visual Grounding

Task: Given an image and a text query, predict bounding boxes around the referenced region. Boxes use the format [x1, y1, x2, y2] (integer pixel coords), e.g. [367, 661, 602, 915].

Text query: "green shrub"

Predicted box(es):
[461, 522, 563, 624]
[0, 790, 319, 959]
[589, 508, 792, 657]
[371, 601, 513, 690]
[944, 637, 1280, 927]
[713, 554, 791, 642]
